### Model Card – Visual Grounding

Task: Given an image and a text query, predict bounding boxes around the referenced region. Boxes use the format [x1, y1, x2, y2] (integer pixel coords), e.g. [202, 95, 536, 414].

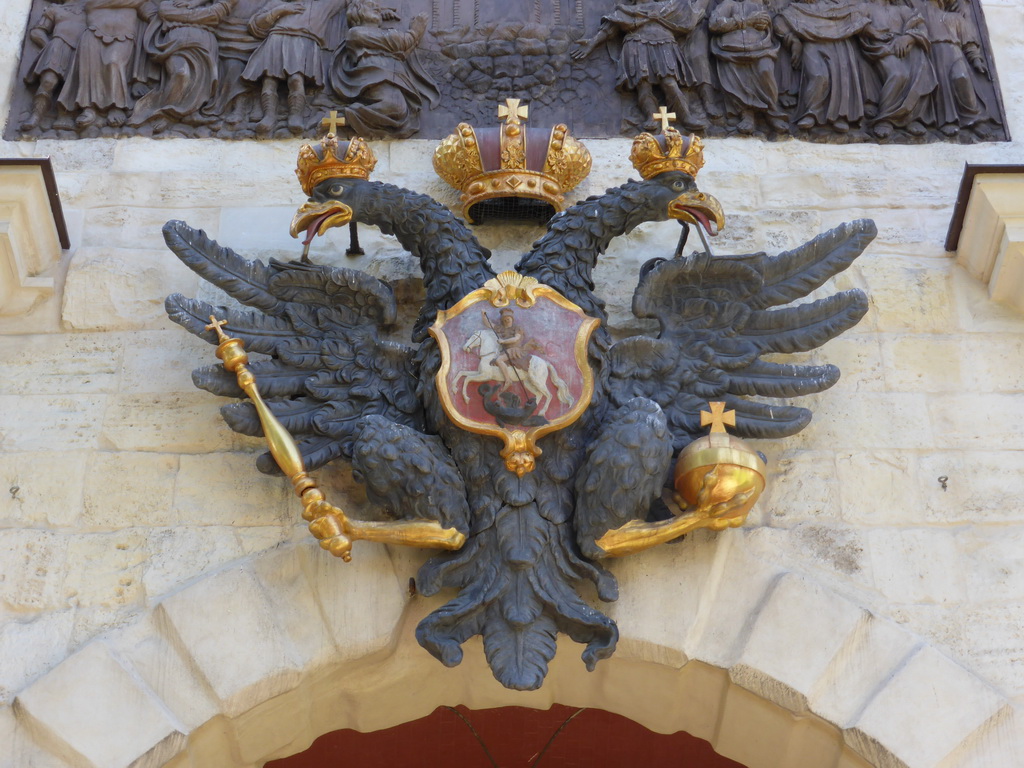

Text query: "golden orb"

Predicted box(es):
[674, 430, 766, 525]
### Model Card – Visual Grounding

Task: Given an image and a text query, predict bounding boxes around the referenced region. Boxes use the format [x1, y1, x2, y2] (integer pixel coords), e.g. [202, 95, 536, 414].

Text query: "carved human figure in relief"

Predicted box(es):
[127, 0, 238, 132]
[858, 0, 937, 138]
[242, 0, 347, 136]
[678, 0, 724, 126]
[57, 0, 154, 129]
[20, 0, 87, 131]
[773, 0, 871, 133]
[571, 0, 705, 130]
[330, 0, 440, 139]
[917, 0, 989, 137]
[208, 0, 273, 130]
[708, 0, 788, 133]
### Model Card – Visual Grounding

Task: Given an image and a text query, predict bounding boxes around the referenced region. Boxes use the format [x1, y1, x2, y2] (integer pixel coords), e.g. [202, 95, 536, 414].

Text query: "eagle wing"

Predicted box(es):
[608, 218, 876, 453]
[163, 219, 424, 475]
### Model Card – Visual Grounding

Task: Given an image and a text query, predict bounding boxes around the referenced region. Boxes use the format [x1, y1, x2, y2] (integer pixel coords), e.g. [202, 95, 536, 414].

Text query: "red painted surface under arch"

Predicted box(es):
[268, 704, 747, 767]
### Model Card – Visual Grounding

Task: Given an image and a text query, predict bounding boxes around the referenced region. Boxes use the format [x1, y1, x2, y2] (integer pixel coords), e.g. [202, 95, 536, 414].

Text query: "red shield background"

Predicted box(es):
[442, 296, 590, 428]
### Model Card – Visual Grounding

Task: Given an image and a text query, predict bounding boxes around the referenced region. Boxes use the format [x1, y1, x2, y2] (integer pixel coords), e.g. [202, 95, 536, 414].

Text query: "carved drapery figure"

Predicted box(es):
[20, 0, 87, 130]
[241, 0, 346, 136]
[859, 0, 936, 138]
[709, 0, 787, 132]
[918, 0, 988, 136]
[774, 0, 872, 133]
[330, 0, 440, 139]
[57, 0, 154, 129]
[678, 0, 723, 126]
[572, 0, 704, 129]
[127, 0, 237, 132]
[209, 0, 272, 129]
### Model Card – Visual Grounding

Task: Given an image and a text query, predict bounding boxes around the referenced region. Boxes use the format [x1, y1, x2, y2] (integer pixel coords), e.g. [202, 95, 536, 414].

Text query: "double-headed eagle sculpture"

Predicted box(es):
[164, 113, 874, 691]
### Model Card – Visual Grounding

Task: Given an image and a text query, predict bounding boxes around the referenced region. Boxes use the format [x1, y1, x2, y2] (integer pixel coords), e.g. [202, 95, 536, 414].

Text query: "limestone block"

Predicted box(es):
[847, 645, 1006, 768]
[61, 530, 146, 610]
[951, 265, 1024, 334]
[788, 392, 933, 451]
[81, 451, 179, 529]
[118, 329, 210, 394]
[858, 255, 955, 333]
[605, 530, 720, 667]
[683, 539, 787, 668]
[836, 451, 920, 526]
[0, 394, 105, 452]
[729, 573, 865, 713]
[174, 453, 290, 527]
[31, 140, 117, 173]
[917, 451, 1024, 525]
[15, 641, 186, 768]
[158, 567, 302, 716]
[761, 450, 841, 525]
[142, 525, 285, 600]
[745, 524, 870, 584]
[811, 335, 885, 393]
[959, 605, 1024, 695]
[928, 393, 1024, 450]
[938, 704, 1024, 768]
[0, 451, 86, 527]
[56, 172, 163, 210]
[0, 530, 68, 612]
[961, 333, 1024, 392]
[879, 335, 965, 392]
[867, 528, 966, 604]
[807, 614, 919, 729]
[100, 392, 248, 453]
[0, 333, 123, 396]
[0, 704, 76, 768]
[62, 247, 199, 331]
[299, 539, 408, 662]
[113, 137, 301, 177]
[0, 610, 73, 703]
[108, 613, 219, 732]
[79, 207, 219, 253]
[958, 528, 1024, 605]
[250, 545, 339, 675]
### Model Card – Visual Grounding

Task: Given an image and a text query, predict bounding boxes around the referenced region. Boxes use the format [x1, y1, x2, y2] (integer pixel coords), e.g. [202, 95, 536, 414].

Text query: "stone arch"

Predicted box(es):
[5, 537, 1018, 768]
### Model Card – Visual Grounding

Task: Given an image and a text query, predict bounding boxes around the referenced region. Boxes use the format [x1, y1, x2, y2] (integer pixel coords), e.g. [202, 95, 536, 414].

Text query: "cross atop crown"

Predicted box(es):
[700, 401, 736, 434]
[652, 106, 676, 133]
[321, 110, 345, 135]
[498, 98, 529, 126]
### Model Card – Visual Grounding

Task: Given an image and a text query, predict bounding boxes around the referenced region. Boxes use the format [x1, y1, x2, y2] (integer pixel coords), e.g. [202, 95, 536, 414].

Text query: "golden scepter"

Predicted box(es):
[204, 316, 466, 561]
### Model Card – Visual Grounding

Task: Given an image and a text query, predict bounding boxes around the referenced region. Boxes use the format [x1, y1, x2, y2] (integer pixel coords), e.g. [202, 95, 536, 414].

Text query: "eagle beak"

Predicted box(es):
[668, 190, 725, 236]
[289, 200, 354, 244]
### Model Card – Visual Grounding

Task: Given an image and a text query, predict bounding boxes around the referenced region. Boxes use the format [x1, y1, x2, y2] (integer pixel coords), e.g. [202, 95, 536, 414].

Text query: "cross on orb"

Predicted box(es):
[205, 315, 230, 342]
[321, 110, 345, 135]
[701, 401, 736, 434]
[652, 106, 676, 133]
[498, 98, 529, 125]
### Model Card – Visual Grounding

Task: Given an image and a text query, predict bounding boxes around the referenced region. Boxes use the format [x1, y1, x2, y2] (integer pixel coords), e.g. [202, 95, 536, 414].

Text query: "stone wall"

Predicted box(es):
[1, 0, 1024, 765]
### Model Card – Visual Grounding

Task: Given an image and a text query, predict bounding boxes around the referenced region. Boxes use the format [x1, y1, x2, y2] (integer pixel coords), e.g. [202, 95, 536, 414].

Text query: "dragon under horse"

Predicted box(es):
[164, 123, 873, 690]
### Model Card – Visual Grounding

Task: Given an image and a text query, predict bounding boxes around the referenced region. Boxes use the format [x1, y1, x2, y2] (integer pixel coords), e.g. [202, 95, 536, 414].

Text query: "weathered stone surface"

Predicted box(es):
[81, 452, 179, 529]
[835, 451, 920, 526]
[61, 531, 145, 611]
[0, 452, 86, 528]
[847, 646, 1006, 768]
[174, 453, 291, 527]
[760, 450, 841, 525]
[929, 393, 1024, 451]
[117, 330, 210, 395]
[16, 641, 185, 768]
[859, 256, 956, 334]
[867, 528, 967, 605]
[880, 335, 965, 392]
[0, 395, 105, 452]
[0, 610, 73, 703]
[730, 573, 865, 713]
[0, 530, 68, 613]
[62, 248, 200, 332]
[100, 393, 246, 453]
[0, 334, 122, 396]
[0, 704, 76, 768]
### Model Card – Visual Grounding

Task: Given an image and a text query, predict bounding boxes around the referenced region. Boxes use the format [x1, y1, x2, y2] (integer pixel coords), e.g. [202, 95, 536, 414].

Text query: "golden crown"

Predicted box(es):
[433, 99, 592, 223]
[295, 130, 377, 197]
[630, 127, 705, 180]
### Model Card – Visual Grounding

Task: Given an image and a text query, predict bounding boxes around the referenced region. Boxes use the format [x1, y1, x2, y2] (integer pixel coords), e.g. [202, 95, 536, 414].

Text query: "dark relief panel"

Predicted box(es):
[6, 0, 1008, 143]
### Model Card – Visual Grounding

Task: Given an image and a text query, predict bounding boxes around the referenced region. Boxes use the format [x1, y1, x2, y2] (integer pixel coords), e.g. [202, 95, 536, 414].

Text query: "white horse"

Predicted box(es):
[453, 328, 573, 417]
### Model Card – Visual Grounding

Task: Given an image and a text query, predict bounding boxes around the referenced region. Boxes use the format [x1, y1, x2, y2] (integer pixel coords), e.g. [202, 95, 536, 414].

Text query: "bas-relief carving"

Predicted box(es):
[8, 0, 1008, 139]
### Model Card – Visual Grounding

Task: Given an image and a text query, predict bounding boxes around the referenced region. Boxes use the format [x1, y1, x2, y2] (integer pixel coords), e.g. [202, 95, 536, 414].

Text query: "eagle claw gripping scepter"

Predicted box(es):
[203, 316, 466, 562]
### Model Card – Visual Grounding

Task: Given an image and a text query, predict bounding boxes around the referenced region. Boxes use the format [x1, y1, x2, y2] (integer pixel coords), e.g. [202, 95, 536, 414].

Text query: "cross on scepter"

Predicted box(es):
[321, 110, 345, 135]
[205, 315, 230, 342]
[498, 98, 529, 125]
[652, 106, 676, 133]
[701, 401, 736, 434]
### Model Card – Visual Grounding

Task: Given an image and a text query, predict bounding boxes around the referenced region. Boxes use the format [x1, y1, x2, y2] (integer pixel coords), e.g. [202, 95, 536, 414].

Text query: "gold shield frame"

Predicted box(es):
[430, 271, 600, 476]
